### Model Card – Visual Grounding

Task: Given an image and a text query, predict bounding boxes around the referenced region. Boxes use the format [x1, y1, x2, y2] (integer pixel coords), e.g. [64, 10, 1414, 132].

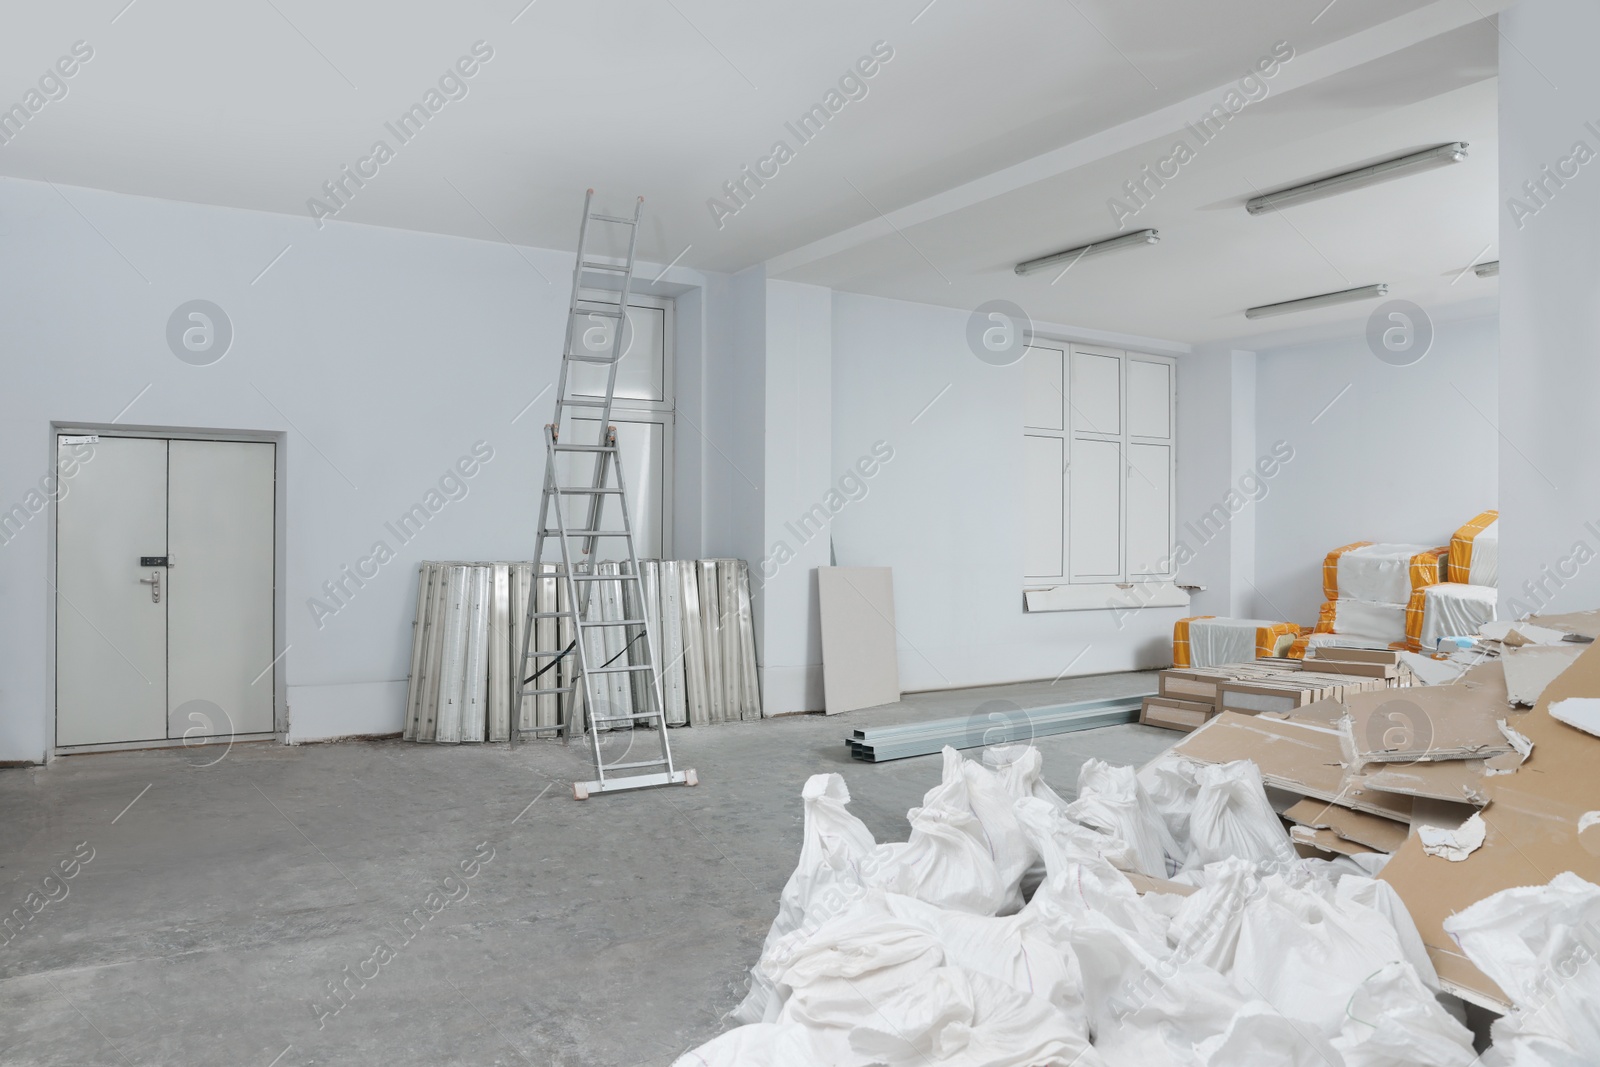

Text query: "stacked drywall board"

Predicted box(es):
[1142, 647, 1413, 732]
[1170, 616, 1300, 668]
[404, 558, 761, 743]
[1401, 510, 1500, 651]
[1311, 541, 1448, 647]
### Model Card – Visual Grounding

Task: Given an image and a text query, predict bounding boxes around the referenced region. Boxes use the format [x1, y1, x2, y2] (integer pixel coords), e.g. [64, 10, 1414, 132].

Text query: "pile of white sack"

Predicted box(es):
[672, 745, 1600, 1066]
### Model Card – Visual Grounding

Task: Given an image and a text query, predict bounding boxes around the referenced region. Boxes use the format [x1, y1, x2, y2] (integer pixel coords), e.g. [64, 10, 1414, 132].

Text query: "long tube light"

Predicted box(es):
[1246, 142, 1469, 215]
[1015, 228, 1159, 275]
[1474, 260, 1500, 278]
[1245, 284, 1389, 320]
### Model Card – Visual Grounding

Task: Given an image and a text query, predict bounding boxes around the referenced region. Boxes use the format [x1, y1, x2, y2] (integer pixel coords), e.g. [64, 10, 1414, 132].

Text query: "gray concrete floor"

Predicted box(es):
[0, 671, 1173, 1067]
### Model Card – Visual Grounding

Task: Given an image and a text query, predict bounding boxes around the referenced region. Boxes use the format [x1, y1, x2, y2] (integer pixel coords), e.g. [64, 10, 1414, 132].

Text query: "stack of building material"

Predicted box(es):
[1307, 541, 1447, 648]
[1142, 652, 1413, 733]
[1171, 615, 1300, 668]
[403, 557, 760, 743]
[1394, 510, 1500, 651]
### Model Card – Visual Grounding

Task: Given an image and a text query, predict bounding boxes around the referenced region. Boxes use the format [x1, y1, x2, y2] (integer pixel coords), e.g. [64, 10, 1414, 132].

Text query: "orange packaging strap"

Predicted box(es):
[1171, 615, 1215, 668]
[1409, 546, 1448, 592]
[1286, 635, 1311, 660]
[1448, 510, 1498, 584]
[1254, 621, 1302, 659]
[1403, 588, 1428, 651]
[1314, 601, 1339, 634]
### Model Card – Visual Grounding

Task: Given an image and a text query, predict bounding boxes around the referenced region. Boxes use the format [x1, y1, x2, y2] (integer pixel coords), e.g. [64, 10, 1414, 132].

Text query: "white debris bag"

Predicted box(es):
[1138, 754, 1203, 860]
[1443, 871, 1600, 1064]
[731, 772, 876, 1024]
[1328, 961, 1477, 1067]
[1183, 760, 1297, 873]
[1230, 875, 1436, 1037]
[1065, 759, 1178, 877]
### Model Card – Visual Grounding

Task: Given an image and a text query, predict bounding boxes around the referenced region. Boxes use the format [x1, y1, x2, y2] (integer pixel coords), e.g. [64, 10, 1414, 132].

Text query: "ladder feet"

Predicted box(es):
[572, 781, 589, 801]
[685, 768, 699, 787]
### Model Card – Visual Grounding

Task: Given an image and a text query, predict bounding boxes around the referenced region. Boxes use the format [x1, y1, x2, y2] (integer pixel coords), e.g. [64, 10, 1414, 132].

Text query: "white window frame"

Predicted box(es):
[1023, 341, 1176, 593]
[573, 289, 675, 558]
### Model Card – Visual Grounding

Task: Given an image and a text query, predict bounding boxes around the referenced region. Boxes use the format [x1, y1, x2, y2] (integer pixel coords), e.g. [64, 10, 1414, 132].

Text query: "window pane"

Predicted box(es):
[1023, 434, 1064, 579]
[1071, 349, 1121, 434]
[1023, 344, 1065, 430]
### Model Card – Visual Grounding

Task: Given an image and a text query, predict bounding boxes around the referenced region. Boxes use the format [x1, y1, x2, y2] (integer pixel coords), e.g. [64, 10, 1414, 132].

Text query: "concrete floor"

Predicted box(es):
[0, 671, 1173, 1067]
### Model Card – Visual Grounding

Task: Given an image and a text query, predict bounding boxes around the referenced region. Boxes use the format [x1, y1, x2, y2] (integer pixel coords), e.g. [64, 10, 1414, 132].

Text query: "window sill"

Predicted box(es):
[1023, 581, 1193, 613]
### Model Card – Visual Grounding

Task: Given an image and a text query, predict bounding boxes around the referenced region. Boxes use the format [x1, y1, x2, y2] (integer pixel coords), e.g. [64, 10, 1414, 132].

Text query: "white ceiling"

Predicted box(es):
[2, 0, 1502, 342]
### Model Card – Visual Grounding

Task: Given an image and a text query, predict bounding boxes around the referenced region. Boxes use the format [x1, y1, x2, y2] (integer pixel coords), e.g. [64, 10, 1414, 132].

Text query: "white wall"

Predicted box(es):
[758, 280, 833, 713]
[1252, 313, 1499, 624]
[1498, 0, 1600, 616]
[0, 178, 728, 761]
[1176, 346, 1261, 622]
[829, 292, 1192, 693]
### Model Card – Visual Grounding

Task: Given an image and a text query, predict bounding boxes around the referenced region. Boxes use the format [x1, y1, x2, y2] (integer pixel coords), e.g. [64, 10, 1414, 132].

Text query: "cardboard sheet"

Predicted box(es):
[1528, 607, 1600, 640]
[1379, 640, 1600, 1009]
[817, 567, 900, 715]
[1501, 643, 1585, 705]
[1173, 712, 1411, 821]
[1291, 825, 1382, 856]
[1341, 660, 1516, 764]
[1282, 797, 1410, 852]
[1346, 759, 1490, 805]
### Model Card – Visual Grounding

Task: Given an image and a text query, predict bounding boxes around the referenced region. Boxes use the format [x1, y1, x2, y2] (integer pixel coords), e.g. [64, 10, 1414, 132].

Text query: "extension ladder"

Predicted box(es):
[517, 189, 697, 800]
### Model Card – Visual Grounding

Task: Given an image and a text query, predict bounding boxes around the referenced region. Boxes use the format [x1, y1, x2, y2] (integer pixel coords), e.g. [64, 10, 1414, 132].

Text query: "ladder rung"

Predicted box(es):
[547, 529, 631, 537]
[527, 611, 577, 619]
[559, 398, 611, 408]
[580, 618, 646, 628]
[601, 759, 671, 772]
[589, 213, 636, 225]
[552, 444, 618, 453]
[573, 304, 623, 318]
[590, 712, 663, 725]
[565, 353, 622, 364]
[557, 487, 624, 495]
[588, 663, 655, 675]
[570, 573, 641, 582]
[580, 261, 630, 273]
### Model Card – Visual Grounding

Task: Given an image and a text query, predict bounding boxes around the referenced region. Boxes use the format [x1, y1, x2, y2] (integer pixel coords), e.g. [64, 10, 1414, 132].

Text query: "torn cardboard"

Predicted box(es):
[1380, 639, 1600, 1010]
[1501, 644, 1585, 705]
[1283, 797, 1409, 852]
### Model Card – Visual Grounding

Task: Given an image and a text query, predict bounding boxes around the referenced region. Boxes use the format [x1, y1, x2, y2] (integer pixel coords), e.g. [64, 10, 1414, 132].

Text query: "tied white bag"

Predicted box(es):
[1328, 961, 1476, 1067]
[1231, 875, 1431, 1036]
[1139, 754, 1203, 861]
[731, 773, 876, 1025]
[1184, 761, 1298, 873]
[848, 966, 1106, 1067]
[1066, 759, 1180, 877]
[1443, 871, 1600, 1064]
[863, 748, 1011, 915]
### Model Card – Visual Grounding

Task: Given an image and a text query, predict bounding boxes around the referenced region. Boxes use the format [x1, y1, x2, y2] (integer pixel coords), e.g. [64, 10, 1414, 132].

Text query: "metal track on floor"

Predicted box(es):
[845, 693, 1153, 762]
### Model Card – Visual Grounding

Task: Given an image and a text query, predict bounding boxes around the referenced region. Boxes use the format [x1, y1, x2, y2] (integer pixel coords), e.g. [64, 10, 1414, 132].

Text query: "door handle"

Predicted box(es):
[139, 570, 162, 603]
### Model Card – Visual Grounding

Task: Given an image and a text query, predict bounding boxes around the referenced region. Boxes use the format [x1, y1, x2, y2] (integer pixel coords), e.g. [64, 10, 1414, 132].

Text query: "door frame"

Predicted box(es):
[48, 422, 289, 757]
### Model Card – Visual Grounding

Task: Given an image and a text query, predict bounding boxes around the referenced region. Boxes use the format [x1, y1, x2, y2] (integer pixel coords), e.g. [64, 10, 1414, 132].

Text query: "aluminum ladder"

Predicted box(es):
[517, 189, 697, 800]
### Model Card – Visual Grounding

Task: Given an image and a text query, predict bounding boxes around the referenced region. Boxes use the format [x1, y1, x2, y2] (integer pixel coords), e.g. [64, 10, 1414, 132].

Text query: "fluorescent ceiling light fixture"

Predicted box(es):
[1474, 260, 1500, 278]
[1245, 283, 1389, 320]
[1015, 229, 1159, 275]
[1246, 142, 1469, 215]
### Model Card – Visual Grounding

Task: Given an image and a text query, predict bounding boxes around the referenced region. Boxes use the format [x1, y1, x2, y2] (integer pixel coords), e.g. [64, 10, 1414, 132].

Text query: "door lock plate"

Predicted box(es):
[140, 556, 169, 567]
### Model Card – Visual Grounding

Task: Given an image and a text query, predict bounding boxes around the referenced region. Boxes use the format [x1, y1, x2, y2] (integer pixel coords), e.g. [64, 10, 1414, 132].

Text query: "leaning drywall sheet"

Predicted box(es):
[1380, 640, 1600, 1009]
[817, 566, 900, 716]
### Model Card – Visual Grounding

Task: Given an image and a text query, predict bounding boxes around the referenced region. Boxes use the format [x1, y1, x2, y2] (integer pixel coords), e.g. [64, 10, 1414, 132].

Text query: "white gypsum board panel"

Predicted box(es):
[818, 566, 901, 716]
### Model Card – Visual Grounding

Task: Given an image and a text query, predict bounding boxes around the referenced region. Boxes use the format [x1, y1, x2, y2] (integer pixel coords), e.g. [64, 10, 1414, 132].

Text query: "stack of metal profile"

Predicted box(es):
[844, 694, 1151, 762]
[404, 558, 761, 743]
